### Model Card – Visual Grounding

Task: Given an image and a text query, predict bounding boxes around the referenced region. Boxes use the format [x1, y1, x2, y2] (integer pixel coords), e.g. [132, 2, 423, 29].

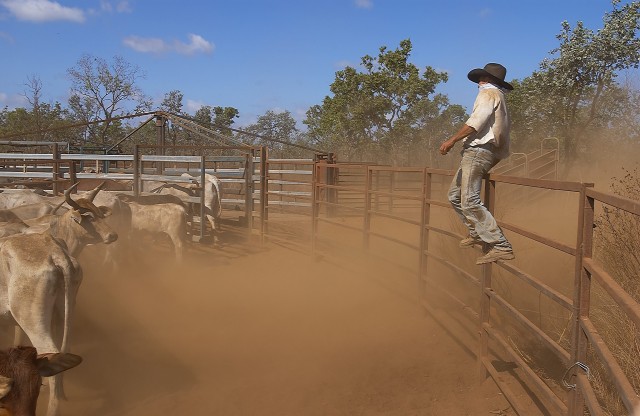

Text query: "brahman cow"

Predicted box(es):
[0, 189, 60, 210]
[117, 196, 188, 262]
[143, 172, 223, 240]
[0, 210, 29, 238]
[7, 201, 64, 221]
[0, 346, 81, 416]
[0, 184, 116, 416]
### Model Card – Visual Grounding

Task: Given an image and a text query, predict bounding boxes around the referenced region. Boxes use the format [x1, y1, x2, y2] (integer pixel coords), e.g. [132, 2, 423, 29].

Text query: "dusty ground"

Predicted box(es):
[22, 222, 521, 416]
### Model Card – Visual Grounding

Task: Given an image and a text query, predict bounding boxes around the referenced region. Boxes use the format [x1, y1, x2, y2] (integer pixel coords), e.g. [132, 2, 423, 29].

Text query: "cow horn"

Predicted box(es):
[86, 181, 106, 202]
[52, 199, 66, 215]
[64, 182, 81, 210]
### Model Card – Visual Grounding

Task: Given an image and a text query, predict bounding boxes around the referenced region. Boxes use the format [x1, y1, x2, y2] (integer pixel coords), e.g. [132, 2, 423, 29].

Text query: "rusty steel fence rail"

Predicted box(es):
[256, 155, 316, 248]
[308, 162, 640, 416]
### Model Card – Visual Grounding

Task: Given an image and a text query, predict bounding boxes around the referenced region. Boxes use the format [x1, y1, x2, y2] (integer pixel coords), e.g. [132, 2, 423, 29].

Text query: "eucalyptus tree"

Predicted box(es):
[160, 90, 186, 146]
[508, 0, 640, 161]
[304, 39, 457, 165]
[238, 110, 314, 158]
[192, 105, 239, 145]
[160, 90, 185, 115]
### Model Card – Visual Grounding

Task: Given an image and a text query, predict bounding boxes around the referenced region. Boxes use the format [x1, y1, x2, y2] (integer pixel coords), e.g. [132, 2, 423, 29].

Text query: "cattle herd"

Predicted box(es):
[0, 173, 223, 416]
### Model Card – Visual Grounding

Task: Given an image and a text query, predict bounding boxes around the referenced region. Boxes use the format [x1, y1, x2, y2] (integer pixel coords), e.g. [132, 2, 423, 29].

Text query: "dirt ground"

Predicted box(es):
[20, 222, 522, 416]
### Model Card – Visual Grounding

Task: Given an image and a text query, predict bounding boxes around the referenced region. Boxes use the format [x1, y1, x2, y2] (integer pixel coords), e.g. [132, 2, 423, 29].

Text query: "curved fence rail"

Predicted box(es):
[1, 146, 637, 415]
[303, 161, 640, 416]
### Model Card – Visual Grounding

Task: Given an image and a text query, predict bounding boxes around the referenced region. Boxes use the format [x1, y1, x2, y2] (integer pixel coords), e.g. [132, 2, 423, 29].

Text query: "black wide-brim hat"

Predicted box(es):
[468, 63, 514, 90]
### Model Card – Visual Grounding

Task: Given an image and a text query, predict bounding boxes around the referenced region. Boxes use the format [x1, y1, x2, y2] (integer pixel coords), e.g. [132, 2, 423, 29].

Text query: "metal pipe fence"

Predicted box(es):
[2, 146, 638, 415]
[307, 163, 639, 416]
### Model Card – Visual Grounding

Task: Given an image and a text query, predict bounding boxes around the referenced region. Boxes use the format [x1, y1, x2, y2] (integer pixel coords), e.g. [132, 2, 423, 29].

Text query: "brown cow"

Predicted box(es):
[0, 346, 81, 416]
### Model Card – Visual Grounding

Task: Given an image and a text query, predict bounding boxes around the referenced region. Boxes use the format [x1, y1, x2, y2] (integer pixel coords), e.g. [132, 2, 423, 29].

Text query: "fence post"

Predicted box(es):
[311, 159, 323, 254]
[155, 114, 165, 175]
[259, 146, 268, 245]
[52, 143, 60, 195]
[244, 150, 255, 231]
[478, 175, 496, 379]
[567, 183, 595, 415]
[67, 161, 77, 189]
[418, 169, 432, 305]
[133, 145, 140, 197]
[326, 153, 337, 217]
[363, 166, 373, 250]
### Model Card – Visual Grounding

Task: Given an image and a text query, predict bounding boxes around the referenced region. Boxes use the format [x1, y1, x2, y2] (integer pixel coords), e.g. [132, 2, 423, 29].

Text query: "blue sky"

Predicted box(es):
[0, 0, 625, 128]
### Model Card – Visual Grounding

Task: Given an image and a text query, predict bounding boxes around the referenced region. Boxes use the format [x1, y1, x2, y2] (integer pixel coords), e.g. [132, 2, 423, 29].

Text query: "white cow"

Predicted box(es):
[143, 172, 223, 240]
[0, 184, 117, 416]
[119, 198, 188, 262]
[8, 201, 64, 221]
[0, 189, 61, 210]
[192, 173, 223, 236]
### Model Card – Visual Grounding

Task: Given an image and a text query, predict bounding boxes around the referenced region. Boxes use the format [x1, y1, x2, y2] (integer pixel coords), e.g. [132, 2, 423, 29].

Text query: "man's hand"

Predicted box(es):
[439, 124, 476, 156]
[439, 139, 456, 155]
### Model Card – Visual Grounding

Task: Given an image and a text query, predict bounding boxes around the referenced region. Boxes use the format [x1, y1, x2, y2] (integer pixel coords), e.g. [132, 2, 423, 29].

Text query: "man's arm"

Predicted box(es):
[439, 124, 476, 155]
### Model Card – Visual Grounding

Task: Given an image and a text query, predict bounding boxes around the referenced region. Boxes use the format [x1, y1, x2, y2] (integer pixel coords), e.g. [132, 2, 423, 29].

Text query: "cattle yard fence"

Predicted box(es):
[0, 144, 260, 240]
[298, 161, 639, 416]
[1, 142, 638, 415]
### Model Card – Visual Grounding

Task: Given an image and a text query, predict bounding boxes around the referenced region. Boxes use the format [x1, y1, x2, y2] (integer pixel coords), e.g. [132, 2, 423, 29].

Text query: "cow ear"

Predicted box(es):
[99, 206, 112, 217]
[36, 353, 82, 377]
[0, 375, 12, 399]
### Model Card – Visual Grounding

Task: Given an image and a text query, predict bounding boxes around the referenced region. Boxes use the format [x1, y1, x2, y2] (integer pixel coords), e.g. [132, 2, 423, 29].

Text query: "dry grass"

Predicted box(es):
[590, 166, 640, 415]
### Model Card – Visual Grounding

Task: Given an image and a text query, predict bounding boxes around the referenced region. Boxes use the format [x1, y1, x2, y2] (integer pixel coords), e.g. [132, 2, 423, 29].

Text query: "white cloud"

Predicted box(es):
[174, 34, 214, 55]
[123, 35, 168, 53]
[0, 0, 85, 23]
[115, 0, 132, 13]
[98, 0, 132, 14]
[355, 0, 373, 9]
[124, 33, 214, 56]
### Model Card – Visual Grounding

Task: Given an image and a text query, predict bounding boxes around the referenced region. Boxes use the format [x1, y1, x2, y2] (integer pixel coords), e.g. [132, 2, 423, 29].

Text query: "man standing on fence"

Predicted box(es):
[439, 63, 515, 265]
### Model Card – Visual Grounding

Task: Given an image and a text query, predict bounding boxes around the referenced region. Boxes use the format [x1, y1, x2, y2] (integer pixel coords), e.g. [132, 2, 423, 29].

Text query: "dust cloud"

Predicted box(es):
[34, 226, 510, 416]
[18, 151, 633, 416]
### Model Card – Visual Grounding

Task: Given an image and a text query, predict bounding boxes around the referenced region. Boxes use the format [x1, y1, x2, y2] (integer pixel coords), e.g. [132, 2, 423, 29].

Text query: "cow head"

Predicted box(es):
[0, 346, 81, 416]
[59, 183, 118, 248]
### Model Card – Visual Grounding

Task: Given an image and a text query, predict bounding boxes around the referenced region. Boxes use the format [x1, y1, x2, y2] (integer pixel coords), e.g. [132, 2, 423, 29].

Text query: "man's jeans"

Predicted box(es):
[447, 147, 512, 251]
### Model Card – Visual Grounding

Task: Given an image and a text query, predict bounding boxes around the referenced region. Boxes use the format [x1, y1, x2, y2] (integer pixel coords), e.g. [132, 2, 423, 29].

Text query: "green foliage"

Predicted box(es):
[160, 90, 185, 115]
[0, 102, 76, 146]
[304, 39, 458, 165]
[508, 0, 640, 160]
[191, 105, 239, 144]
[238, 110, 315, 158]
